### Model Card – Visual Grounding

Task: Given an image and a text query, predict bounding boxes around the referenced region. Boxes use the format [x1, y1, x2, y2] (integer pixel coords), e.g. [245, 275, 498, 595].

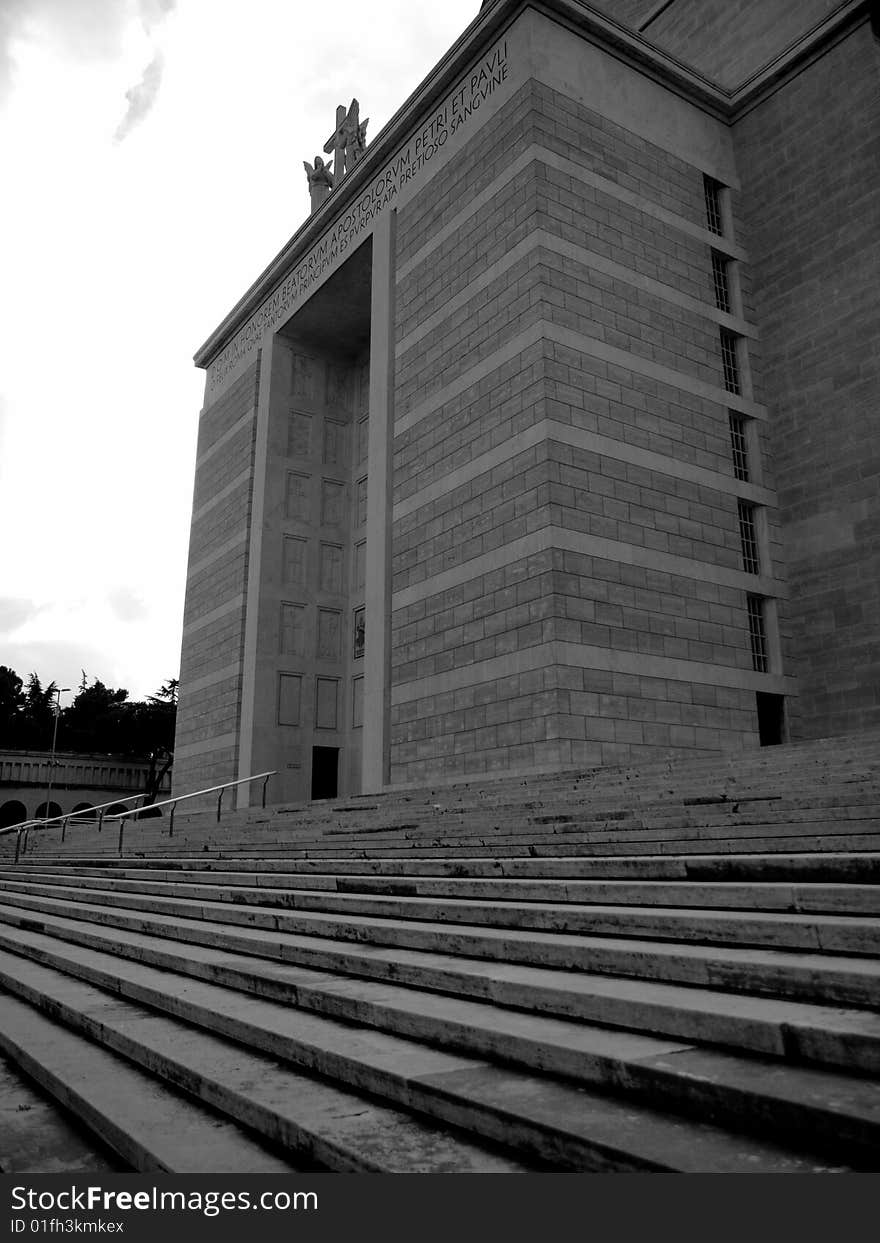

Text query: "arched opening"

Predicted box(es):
[137, 804, 163, 819]
[0, 800, 27, 830]
[34, 801, 63, 826]
[71, 803, 97, 820]
[105, 804, 129, 817]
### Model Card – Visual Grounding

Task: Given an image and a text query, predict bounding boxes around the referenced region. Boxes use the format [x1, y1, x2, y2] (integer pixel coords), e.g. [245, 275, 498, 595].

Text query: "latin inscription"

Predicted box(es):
[207, 40, 511, 393]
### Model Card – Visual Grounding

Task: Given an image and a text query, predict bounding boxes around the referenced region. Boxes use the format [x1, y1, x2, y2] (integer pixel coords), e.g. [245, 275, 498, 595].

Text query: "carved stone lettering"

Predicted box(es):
[206, 39, 511, 395]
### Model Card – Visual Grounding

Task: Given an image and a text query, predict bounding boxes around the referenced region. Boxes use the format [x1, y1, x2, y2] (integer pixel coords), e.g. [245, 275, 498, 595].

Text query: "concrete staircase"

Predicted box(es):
[0, 730, 878, 1173]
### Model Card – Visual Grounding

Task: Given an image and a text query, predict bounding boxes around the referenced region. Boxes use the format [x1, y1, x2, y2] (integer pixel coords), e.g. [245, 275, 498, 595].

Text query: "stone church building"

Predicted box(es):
[173, 0, 879, 805]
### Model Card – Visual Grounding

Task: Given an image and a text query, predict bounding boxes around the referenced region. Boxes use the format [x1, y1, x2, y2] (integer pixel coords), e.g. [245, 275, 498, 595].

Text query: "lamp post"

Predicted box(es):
[44, 686, 70, 823]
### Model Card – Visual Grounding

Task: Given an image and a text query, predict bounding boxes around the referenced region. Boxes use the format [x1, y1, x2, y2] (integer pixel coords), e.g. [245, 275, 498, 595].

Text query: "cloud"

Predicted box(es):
[107, 587, 148, 623]
[0, 0, 177, 109]
[0, 597, 42, 635]
[113, 48, 164, 141]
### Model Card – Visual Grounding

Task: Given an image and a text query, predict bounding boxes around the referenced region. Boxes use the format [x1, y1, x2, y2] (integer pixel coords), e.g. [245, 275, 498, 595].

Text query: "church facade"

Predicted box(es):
[173, 0, 880, 804]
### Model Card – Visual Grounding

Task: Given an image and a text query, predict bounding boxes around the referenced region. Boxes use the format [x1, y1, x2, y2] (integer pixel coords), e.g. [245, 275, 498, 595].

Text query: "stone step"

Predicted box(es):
[3, 901, 880, 1075]
[0, 935, 861, 1172]
[0, 1052, 123, 1174]
[2, 887, 878, 1009]
[5, 865, 877, 915]
[13, 825, 880, 862]
[2, 873, 878, 955]
[0, 990, 303, 1172]
[0, 951, 533, 1173]
[15, 851, 880, 882]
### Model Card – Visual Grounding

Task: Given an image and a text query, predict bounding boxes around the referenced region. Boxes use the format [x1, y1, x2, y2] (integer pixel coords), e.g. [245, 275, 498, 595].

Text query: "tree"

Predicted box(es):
[17, 674, 58, 750]
[62, 678, 129, 754]
[0, 666, 24, 747]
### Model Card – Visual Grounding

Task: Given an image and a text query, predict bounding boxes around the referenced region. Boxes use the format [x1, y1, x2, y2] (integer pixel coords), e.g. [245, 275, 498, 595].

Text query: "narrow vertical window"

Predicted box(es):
[738, 501, 761, 574]
[720, 330, 741, 395]
[728, 413, 749, 482]
[747, 595, 769, 672]
[703, 175, 724, 236]
[711, 251, 731, 313]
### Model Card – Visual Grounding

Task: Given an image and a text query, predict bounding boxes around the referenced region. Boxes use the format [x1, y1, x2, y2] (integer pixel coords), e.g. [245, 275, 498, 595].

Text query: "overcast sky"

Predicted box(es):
[0, 0, 479, 703]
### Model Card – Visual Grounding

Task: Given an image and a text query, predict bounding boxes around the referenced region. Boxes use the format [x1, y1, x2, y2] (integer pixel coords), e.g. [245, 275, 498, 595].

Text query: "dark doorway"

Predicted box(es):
[756, 693, 785, 746]
[311, 746, 339, 800]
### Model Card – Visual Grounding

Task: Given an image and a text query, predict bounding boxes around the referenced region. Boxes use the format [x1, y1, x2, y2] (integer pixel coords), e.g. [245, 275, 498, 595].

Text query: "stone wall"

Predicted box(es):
[172, 360, 260, 796]
[388, 74, 786, 783]
[733, 21, 880, 739]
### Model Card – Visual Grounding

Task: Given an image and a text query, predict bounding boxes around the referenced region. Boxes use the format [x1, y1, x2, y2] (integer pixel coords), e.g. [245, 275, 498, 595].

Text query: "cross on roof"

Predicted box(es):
[323, 98, 368, 181]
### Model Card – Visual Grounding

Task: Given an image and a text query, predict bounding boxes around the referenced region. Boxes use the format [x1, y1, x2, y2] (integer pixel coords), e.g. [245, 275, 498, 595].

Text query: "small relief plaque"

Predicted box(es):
[280, 602, 306, 656]
[287, 413, 311, 458]
[326, 365, 351, 411]
[320, 542, 344, 593]
[323, 419, 348, 467]
[315, 677, 339, 730]
[356, 476, 368, 527]
[317, 608, 341, 660]
[352, 676, 364, 728]
[321, 479, 345, 527]
[285, 472, 310, 521]
[283, 536, 308, 586]
[358, 416, 369, 464]
[353, 606, 365, 659]
[278, 674, 302, 726]
[355, 540, 366, 591]
[291, 353, 319, 402]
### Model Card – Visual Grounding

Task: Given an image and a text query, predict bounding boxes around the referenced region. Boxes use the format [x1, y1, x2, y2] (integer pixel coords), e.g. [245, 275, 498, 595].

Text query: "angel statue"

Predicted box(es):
[304, 155, 334, 214]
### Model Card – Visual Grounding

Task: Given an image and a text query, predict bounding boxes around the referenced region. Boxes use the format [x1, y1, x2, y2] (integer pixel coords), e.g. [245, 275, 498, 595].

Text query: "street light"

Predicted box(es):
[44, 686, 71, 823]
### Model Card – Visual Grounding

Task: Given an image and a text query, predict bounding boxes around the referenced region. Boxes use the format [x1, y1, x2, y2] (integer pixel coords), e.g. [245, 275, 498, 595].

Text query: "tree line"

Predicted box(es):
[0, 667, 177, 759]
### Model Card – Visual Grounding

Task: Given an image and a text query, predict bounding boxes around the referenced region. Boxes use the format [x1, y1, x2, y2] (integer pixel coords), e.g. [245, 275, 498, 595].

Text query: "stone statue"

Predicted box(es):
[324, 99, 369, 181]
[303, 155, 334, 214]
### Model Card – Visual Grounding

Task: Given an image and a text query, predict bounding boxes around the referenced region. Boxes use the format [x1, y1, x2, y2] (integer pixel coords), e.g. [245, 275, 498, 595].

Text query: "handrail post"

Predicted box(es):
[61, 816, 68, 844]
[169, 801, 177, 837]
[98, 809, 104, 833]
[14, 829, 21, 865]
[262, 774, 270, 808]
[217, 788, 224, 823]
[118, 816, 125, 857]
[22, 828, 29, 858]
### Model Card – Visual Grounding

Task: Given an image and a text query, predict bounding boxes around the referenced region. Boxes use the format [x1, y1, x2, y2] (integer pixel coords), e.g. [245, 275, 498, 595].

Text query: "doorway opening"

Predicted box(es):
[311, 746, 339, 799]
[756, 693, 785, 746]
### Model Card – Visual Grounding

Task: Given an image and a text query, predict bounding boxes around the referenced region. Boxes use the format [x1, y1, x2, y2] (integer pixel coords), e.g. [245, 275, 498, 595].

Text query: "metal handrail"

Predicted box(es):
[2, 771, 275, 862]
[1, 790, 156, 862]
[104, 771, 276, 855]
